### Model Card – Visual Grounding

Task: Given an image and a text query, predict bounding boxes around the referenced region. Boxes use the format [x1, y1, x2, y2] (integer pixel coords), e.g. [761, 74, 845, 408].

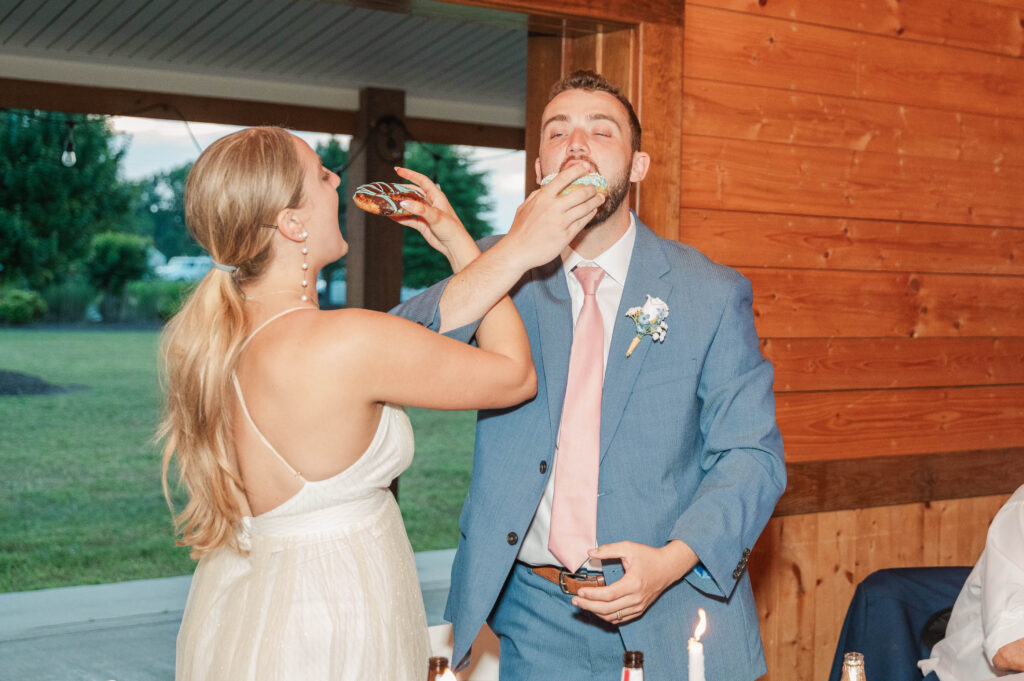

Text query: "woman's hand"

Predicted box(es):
[501, 165, 606, 271]
[390, 167, 478, 272]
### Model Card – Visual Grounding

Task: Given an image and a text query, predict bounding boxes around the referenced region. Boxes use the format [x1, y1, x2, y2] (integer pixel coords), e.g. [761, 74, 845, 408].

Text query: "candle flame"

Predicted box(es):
[440, 669, 458, 681]
[694, 608, 707, 642]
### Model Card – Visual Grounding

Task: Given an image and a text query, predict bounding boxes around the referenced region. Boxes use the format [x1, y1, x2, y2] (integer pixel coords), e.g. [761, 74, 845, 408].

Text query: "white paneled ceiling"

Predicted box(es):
[0, 0, 531, 126]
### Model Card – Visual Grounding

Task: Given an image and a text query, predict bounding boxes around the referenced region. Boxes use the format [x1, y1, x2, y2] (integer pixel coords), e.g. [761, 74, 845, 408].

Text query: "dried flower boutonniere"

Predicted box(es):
[624, 295, 669, 358]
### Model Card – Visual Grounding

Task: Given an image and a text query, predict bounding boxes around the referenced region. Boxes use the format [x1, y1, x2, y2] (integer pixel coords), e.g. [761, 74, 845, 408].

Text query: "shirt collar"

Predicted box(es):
[562, 212, 636, 286]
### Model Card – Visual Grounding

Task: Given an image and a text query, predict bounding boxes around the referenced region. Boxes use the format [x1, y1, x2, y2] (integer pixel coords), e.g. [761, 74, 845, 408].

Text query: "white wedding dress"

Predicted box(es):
[175, 308, 430, 680]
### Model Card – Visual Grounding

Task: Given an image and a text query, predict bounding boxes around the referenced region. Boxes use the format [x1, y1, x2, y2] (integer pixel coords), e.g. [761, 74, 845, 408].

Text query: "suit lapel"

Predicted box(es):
[530, 257, 574, 438]
[600, 219, 673, 461]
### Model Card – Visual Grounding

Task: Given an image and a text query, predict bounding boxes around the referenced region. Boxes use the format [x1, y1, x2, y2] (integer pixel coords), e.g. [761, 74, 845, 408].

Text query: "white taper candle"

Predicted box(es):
[688, 637, 704, 681]
[688, 608, 707, 681]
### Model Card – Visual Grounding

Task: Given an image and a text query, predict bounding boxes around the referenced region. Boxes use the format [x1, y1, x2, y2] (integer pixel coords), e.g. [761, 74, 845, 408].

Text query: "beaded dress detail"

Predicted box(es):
[175, 308, 429, 680]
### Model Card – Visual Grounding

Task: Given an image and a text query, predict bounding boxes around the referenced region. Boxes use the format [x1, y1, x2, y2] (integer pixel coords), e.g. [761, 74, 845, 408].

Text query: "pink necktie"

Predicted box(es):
[549, 264, 605, 572]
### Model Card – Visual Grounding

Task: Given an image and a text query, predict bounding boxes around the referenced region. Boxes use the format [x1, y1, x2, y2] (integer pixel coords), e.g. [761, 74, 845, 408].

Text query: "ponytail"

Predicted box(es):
[159, 271, 249, 555]
[158, 127, 304, 557]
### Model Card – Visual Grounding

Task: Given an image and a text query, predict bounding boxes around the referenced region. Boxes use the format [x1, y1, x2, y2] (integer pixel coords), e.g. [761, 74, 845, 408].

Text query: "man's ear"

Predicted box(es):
[534, 156, 544, 187]
[629, 151, 651, 183]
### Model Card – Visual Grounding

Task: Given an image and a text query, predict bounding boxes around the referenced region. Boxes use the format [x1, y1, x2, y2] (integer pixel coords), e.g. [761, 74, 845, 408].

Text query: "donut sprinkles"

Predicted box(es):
[352, 182, 426, 217]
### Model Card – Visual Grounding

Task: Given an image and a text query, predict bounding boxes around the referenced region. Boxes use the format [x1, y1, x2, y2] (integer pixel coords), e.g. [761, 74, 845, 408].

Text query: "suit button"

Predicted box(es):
[539, 461, 548, 474]
[507, 532, 519, 545]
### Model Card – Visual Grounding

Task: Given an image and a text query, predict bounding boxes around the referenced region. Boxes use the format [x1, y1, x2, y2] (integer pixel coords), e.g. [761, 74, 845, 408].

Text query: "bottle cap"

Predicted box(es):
[623, 650, 644, 667]
[843, 652, 864, 666]
[429, 656, 449, 671]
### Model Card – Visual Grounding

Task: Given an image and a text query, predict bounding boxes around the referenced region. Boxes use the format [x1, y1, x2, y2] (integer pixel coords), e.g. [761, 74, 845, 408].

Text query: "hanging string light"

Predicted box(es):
[61, 121, 77, 167]
[4, 103, 206, 169]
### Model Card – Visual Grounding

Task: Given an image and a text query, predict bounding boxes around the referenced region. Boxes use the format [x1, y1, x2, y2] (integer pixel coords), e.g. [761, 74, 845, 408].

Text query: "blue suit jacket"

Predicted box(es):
[394, 216, 786, 680]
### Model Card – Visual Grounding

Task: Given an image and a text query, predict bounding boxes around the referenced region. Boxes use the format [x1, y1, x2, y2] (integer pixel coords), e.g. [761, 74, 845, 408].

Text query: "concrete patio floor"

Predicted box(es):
[0, 549, 462, 681]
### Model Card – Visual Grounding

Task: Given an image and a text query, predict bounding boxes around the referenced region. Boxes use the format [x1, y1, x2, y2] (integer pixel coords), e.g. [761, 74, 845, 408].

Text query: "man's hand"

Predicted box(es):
[993, 637, 1024, 671]
[572, 540, 699, 624]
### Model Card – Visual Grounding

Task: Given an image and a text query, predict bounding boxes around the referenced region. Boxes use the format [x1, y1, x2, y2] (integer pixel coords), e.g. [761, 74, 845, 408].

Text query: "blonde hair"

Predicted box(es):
[158, 127, 304, 557]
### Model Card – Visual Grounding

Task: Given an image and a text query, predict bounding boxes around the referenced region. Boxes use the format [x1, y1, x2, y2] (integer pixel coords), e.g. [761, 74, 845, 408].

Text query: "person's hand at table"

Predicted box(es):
[572, 540, 699, 624]
[994, 637, 1024, 672]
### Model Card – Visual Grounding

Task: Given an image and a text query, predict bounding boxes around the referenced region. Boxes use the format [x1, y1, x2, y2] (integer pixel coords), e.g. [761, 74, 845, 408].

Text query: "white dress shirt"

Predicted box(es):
[517, 215, 637, 570]
[919, 484, 1024, 680]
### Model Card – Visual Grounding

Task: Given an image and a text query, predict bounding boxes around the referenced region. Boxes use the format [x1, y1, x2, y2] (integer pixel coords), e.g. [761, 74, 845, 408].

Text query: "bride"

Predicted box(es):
[159, 126, 603, 680]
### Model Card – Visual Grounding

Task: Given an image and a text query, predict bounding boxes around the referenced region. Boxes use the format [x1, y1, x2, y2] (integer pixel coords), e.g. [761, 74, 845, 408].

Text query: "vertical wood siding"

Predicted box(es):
[674, 2, 1024, 679]
[751, 494, 1010, 680]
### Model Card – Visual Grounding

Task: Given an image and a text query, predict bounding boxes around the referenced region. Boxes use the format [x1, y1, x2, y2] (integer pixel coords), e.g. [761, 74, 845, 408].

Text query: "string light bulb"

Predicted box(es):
[61, 121, 76, 167]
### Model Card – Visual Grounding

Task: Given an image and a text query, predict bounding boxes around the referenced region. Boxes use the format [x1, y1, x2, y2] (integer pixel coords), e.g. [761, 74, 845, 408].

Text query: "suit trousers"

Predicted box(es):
[488, 563, 626, 680]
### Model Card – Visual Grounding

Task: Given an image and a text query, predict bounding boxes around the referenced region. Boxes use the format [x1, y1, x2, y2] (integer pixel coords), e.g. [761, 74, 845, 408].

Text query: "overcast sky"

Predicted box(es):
[109, 116, 526, 235]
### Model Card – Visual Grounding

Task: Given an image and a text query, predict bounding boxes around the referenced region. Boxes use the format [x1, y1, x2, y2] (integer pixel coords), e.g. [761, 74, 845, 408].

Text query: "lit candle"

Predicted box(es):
[688, 608, 707, 681]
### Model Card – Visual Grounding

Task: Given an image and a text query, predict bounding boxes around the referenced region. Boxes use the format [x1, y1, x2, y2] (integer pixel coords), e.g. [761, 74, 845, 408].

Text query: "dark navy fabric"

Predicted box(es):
[829, 567, 972, 681]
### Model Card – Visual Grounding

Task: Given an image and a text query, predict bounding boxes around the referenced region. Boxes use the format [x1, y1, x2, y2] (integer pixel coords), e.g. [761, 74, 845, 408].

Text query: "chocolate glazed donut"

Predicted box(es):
[352, 182, 426, 217]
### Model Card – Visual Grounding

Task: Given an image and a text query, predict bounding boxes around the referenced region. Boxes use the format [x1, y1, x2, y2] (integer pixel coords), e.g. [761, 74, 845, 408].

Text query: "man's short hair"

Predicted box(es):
[548, 70, 642, 153]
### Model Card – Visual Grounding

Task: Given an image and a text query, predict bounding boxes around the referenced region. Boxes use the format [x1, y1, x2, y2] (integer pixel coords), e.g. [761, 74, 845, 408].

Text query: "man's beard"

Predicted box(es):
[590, 171, 629, 227]
[558, 155, 630, 229]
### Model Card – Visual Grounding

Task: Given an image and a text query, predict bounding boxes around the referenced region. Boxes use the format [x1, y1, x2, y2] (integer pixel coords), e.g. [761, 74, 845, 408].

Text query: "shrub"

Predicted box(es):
[87, 232, 152, 296]
[121, 280, 193, 323]
[0, 288, 48, 325]
[41, 276, 97, 322]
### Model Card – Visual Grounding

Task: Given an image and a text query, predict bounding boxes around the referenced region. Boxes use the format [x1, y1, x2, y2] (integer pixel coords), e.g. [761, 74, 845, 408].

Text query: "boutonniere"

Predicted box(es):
[625, 295, 669, 357]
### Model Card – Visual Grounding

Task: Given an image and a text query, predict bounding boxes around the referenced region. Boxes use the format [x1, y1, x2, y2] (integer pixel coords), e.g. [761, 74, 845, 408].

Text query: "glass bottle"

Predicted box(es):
[621, 650, 644, 681]
[427, 656, 450, 681]
[840, 651, 866, 681]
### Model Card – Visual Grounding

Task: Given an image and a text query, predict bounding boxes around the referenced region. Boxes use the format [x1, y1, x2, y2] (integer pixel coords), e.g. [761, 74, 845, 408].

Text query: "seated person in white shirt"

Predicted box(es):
[919, 484, 1024, 680]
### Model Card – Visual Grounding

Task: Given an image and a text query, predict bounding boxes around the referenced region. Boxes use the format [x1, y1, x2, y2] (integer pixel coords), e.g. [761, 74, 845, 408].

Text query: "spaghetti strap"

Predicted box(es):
[240, 306, 313, 352]
[232, 375, 303, 481]
[233, 305, 314, 481]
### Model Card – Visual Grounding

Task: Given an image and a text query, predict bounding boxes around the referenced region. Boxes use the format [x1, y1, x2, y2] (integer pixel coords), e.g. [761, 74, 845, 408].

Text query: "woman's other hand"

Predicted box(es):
[390, 167, 478, 272]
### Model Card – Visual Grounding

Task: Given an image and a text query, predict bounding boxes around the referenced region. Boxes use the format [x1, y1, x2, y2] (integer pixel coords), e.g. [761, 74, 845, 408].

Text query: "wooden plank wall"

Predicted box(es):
[674, 2, 1024, 679]
[681, 0, 1024, 464]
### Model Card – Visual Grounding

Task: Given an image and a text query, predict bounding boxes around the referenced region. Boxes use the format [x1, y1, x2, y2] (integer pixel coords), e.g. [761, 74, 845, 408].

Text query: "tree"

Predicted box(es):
[400, 143, 494, 289]
[0, 110, 134, 289]
[130, 163, 199, 258]
[86, 232, 151, 296]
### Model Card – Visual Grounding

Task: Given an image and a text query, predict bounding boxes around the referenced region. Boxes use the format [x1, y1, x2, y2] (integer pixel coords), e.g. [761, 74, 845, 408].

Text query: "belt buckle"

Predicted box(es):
[557, 568, 586, 594]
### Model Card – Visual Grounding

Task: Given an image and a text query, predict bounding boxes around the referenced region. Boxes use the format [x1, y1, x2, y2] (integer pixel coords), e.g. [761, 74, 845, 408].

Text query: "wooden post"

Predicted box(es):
[344, 88, 406, 499]
[345, 87, 406, 313]
[525, 34, 563, 196]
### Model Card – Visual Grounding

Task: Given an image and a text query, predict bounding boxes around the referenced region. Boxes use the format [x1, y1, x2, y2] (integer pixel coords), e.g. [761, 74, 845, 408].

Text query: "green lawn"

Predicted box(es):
[0, 327, 475, 593]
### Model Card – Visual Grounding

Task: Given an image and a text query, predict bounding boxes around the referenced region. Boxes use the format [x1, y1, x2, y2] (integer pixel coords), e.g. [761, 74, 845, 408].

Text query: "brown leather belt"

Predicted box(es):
[529, 565, 606, 595]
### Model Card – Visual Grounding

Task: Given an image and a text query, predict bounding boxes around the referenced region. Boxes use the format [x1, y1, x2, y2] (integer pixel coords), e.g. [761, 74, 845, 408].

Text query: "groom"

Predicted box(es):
[396, 70, 786, 680]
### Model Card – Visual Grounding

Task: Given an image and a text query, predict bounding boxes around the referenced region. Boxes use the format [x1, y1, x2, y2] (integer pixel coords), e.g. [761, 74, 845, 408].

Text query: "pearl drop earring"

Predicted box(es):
[300, 231, 310, 302]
